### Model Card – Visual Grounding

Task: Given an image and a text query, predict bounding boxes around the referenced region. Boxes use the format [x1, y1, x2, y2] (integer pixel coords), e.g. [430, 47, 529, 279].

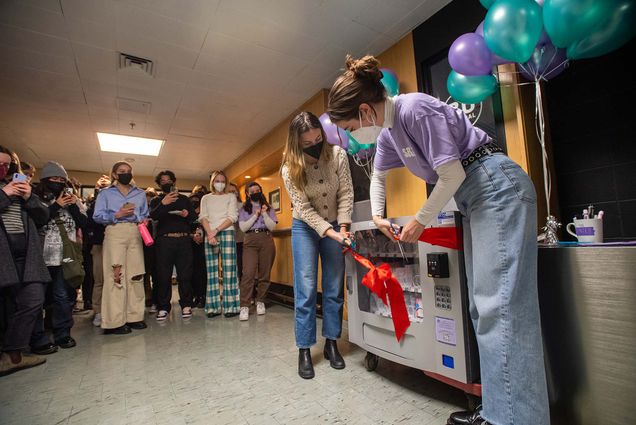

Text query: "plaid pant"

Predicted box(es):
[204, 229, 239, 314]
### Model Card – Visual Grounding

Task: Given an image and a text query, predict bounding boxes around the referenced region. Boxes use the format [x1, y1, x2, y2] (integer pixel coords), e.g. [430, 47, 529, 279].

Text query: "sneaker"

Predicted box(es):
[149, 304, 158, 313]
[156, 310, 168, 321]
[92, 313, 102, 327]
[182, 307, 193, 319]
[0, 352, 46, 377]
[256, 302, 266, 315]
[239, 307, 249, 321]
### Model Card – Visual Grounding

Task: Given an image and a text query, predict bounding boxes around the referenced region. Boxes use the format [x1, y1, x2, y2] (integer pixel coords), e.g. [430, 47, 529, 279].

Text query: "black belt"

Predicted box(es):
[161, 232, 190, 238]
[461, 142, 504, 168]
[246, 229, 270, 234]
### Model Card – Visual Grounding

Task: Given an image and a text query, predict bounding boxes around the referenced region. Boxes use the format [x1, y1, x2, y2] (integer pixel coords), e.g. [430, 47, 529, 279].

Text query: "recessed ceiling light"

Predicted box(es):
[97, 132, 163, 156]
[245, 175, 251, 179]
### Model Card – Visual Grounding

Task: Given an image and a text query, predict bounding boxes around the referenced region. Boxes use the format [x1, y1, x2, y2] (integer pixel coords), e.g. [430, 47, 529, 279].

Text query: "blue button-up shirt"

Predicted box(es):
[93, 185, 149, 225]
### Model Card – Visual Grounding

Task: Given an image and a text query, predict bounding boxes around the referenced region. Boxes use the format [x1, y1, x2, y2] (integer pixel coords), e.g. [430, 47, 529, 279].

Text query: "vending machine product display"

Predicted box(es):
[345, 206, 481, 399]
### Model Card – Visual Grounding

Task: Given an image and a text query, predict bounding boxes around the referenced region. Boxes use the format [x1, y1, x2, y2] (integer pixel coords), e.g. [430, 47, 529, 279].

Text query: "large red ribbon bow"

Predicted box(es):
[345, 249, 410, 342]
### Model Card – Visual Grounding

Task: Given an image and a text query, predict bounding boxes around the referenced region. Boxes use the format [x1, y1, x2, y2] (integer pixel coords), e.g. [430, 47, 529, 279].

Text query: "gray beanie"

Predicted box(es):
[40, 161, 68, 180]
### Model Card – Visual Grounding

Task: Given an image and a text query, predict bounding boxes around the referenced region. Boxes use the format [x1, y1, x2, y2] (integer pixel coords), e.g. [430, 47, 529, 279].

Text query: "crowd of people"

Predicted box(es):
[0, 149, 278, 375]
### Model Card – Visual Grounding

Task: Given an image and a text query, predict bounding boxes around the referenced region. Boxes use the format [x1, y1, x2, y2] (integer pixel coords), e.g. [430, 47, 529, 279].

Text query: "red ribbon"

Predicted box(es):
[418, 226, 463, 250]
[345, 249, 410, 342]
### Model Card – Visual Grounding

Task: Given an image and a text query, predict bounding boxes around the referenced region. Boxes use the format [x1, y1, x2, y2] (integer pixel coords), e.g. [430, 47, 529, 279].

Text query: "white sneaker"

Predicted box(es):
[156, 310, 168, 321]
[92, 313, 101, 327]
[181, 307, 192, 319]
[256, 302, 266, 315]
[239, 307, 249, 321]
[149, 304, 158, 313]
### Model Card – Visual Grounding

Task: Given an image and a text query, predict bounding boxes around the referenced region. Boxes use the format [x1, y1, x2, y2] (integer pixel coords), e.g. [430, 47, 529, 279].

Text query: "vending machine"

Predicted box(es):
[345, 205, 481, 399]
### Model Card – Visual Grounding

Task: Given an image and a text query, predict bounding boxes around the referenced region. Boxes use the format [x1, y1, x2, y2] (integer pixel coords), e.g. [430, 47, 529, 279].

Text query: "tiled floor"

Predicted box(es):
[0, 301, 467, 425]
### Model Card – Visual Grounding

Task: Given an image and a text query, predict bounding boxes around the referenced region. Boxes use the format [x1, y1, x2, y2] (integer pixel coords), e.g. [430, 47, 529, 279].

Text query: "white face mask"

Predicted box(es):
[213, 182, 225, 193]
[349, 97, 393, 145]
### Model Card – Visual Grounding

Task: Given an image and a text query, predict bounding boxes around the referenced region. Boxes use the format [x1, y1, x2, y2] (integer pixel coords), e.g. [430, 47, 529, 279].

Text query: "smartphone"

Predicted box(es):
[170, 185, 179, 193]
[12, 173, 27, 183]
[123, 202, 135, 209]
[64, 187, 74, 196]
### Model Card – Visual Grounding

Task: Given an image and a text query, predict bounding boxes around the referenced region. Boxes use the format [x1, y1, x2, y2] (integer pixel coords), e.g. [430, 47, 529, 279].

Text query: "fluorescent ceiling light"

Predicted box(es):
[97, 132, 163, 156]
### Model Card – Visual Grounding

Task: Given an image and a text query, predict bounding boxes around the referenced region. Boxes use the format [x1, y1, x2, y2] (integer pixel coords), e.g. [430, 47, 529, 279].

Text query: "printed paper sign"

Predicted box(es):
[435, 316, 457, 346]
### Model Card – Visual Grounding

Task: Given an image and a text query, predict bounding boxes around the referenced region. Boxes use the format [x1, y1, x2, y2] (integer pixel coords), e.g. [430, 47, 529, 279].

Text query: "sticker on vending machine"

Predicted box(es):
[437, 211, 455, 226]
[435, 316, 457, 346]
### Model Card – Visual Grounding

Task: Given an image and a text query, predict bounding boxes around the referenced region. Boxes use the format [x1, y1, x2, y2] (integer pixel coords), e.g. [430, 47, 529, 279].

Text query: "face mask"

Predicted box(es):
[213, 182, 225, 193]
[249, 193, 262, 203]
[160, 183, 173, 193]
[349, 110, 383, 146]
[117, 173, 133, 185]
[47, 181, 66, 196]
[303, 141, 323, 160]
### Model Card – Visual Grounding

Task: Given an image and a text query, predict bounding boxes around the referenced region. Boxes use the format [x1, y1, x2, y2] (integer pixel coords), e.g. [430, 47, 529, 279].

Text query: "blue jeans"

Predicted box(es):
[454, 154, 550, 425]
[291, 219, 344, 348]
[31, 266, 75, 346]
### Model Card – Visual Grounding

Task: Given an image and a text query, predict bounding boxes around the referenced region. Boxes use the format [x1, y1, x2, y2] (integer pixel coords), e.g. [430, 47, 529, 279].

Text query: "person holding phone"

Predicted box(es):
[29, 162, 87, 354]
[149, 170, 196, 321]
[93, 161, 149, 335]
[0, 146, 50, 376]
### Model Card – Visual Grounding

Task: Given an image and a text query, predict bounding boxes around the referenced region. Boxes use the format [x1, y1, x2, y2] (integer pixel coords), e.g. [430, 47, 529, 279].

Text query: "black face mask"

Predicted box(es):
[160, 183, 173, 193]
[303, 141, 323, 160]
[46, 181, 66, 196]
[117, 173, 133, 185]
[249, 192, 263, 203]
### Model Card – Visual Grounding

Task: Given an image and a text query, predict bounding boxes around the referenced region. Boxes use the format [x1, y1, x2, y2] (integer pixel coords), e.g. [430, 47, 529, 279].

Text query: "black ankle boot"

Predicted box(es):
[323, 339, 345, 369]
[298, 348, 314, 379]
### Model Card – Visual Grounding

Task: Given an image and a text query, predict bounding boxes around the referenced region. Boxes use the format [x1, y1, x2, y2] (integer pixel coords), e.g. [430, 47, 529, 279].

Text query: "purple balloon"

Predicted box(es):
[319, 112, 348, 149]
[475, 21, 511, 65]
[519, 41, 569, 81]
[449, 33, 493, 76]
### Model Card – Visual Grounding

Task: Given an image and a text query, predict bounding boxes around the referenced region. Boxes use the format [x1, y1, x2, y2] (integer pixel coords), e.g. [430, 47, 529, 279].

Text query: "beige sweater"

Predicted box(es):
[199, 193, 238, 230]
[282, 145, 354, 237]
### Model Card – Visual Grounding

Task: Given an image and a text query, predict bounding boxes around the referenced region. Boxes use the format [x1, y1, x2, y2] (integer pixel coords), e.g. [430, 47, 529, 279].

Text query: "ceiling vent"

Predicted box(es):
[118, 52, 154, 77]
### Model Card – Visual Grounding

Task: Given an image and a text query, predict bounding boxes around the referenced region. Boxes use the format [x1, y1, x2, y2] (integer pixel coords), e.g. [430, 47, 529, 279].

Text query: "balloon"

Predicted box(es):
[484, 0, 544, 63]
[519, 41, 569, 81]
[565, 1, 636, 59]
[447, 70, 497, 104]
[380, 68, 399, 96]
[543, 0, 610, 48]
[345, 131, 375, 156]
[480, 0, 496, 8]
[476, 21, 512, 65]
[449, 33, 493, 75]
[318, 113, 348, 148]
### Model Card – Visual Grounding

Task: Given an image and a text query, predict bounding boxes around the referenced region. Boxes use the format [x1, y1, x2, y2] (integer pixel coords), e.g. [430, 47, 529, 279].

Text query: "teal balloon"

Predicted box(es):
[380, 68, 400, 96]
[544, 0, 617, 48]
[447, 70, 497, 104]
[480, 0, 497, 8]
[346, 132, 361, 155]
[484, 0, 544, 63]
[565, 1, 636, 59]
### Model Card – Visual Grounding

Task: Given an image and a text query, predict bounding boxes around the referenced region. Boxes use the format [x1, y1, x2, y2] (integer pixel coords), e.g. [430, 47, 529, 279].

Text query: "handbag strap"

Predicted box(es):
[54, 217, 71, 243]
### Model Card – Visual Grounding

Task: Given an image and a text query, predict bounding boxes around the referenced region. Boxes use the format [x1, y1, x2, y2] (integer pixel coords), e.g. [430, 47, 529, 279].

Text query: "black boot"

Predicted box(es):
[447, 409, 489, 425]
[298, 348, 315, 379]
[323, 339, 345, 369]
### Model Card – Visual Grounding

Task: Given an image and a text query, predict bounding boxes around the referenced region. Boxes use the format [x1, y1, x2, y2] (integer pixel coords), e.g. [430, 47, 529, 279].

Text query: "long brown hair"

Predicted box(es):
[0, 145, 21, 176]
[242, 181, 269, 214]
[327, 55, 386, 122]
[280, 111, 332, 192]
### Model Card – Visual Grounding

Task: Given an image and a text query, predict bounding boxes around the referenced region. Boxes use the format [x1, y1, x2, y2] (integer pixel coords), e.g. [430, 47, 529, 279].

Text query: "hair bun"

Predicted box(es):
[345, 55, 382, 82]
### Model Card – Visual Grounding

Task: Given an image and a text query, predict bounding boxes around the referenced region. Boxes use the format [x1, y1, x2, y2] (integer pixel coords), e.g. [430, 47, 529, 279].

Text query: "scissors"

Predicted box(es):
[389, 222, 408, 264]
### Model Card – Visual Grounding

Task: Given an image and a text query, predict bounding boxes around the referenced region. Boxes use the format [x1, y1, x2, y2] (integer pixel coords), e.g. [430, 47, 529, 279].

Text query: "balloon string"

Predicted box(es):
[534, 80, 551, 216]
